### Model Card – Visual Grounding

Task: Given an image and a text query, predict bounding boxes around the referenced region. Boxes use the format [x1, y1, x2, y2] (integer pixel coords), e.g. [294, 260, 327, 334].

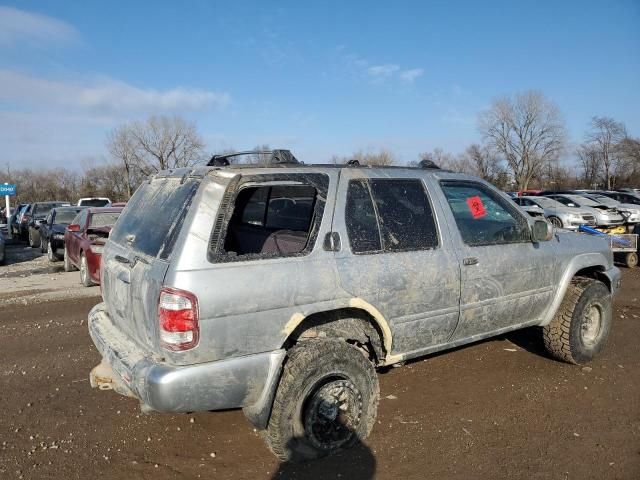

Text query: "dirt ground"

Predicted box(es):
[0, 246, 639, 479]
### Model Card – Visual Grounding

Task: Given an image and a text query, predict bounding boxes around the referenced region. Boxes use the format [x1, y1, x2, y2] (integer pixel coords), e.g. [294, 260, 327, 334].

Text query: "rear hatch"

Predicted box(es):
[102, 174, 201, 350]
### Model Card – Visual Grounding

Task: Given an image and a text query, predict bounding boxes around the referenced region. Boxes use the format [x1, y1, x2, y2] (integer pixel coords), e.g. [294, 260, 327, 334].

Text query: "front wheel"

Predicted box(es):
[548, 216, 563, 228]
[80, 253, 95, 287]
[543, 278, 612, 364]
[265, 338, 379, 462]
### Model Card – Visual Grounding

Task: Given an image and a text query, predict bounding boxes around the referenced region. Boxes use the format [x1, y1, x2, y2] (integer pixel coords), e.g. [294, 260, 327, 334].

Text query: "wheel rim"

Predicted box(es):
[581, 304, 603, 346]
[550, 217, 562, 228]
[303, 378, 362, 451]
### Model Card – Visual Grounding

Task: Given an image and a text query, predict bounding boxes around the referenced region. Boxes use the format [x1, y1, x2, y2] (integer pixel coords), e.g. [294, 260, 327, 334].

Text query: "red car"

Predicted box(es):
[64, 207, 123, 286]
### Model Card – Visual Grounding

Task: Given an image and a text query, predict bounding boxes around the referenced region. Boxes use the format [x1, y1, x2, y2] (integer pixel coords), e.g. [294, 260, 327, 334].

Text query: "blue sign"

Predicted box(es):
[0, 184, 16, 196]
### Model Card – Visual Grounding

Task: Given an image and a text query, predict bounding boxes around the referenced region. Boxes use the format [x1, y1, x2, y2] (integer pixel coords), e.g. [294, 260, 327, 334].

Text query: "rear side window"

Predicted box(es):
[345, 180, 382, 253]
[441, 181, 530, 246]
[346, 179, 438, 253]
[110, 178, 199, 259]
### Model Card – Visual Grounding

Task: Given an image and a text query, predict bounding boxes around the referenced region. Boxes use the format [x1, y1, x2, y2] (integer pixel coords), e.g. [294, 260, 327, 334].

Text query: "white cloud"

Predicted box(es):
[0, 70, 231, 114]
[399, 68, 424, 84]
[0, 6, 79, 47]
[367, 64, 400, 79]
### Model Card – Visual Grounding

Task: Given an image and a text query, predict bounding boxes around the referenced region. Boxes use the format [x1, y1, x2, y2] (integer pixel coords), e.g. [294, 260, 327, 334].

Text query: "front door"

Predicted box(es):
[438, 180, 556, 340]
[332, 169, 460, 356]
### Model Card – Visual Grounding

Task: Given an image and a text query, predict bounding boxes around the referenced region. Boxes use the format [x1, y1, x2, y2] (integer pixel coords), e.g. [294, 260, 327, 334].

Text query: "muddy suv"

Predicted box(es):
[88, 151, 621, 461]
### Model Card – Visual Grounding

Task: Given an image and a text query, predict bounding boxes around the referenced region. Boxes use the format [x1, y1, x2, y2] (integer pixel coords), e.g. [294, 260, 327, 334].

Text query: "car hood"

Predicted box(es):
[555, 229, 613, 267]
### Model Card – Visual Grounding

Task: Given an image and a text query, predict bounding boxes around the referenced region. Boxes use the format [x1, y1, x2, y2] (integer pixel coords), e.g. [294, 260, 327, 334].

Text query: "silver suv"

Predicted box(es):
[88, 151, 621, 462]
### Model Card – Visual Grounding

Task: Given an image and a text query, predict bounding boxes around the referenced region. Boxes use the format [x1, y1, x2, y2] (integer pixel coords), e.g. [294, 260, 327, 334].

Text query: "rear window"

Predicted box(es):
[80, 199, 110, 207]
[89, 212, 121, 228]
[54, 210, 82, 224]
[110, 178, 199, 259]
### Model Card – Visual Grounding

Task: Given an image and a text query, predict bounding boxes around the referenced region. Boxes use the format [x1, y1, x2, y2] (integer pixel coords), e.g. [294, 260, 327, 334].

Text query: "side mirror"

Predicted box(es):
[67, 224, 81, 232]
[531, 220, 553, 242]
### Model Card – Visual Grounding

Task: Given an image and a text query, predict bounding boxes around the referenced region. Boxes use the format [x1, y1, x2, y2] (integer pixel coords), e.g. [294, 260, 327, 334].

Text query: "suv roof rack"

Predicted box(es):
[207, 149, 300, 167]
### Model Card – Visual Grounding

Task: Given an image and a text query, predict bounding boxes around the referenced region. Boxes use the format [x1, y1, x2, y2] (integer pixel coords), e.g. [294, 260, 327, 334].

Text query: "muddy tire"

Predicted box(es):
[265, 338, 379, 462]
[543, 278, 611, 364]
[80, 253, 95, 287]
[625, 252, 638, 269]
[63, 246, 76, 272]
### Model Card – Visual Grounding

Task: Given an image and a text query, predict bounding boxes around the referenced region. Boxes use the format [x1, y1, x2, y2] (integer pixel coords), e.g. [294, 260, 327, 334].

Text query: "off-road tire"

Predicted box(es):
[80, 253, 95, 287]
[47, 241, 59, 262]
[63, 246, 76, 272]
[265, 338, 379, 462]
[543, 278, 611, 364]
[548, 216, 563, 228]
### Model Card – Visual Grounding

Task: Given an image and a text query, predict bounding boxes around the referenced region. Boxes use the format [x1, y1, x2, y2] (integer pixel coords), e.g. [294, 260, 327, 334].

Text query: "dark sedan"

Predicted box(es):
[24, 201, 71, 247]
[40, 206, 87, 262]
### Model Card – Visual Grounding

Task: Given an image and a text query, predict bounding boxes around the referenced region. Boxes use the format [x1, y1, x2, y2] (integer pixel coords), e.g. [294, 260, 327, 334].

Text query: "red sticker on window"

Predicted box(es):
[466, 196, 486, 219]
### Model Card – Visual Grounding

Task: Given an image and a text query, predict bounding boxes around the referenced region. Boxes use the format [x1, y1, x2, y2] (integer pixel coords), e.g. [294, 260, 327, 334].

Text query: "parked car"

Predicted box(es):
[86, 152, 621, 462]
[596, 190, 640, 206]
[8, 203, 28, 237]
[514, 196, 596, 229]
[64, 207, 123, 286]
[543, 194, 624, 227]
[77, 197, 111, 207]
[0, 229, 5, 265]
[579, 193, 640, 225]
[39, 206, 87, 262]
[24, 201, 71, 247]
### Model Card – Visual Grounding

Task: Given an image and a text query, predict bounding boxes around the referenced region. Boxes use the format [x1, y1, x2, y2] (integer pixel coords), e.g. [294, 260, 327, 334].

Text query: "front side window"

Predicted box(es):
[441, 181, 530, 246]
[345, 178, 438, 254]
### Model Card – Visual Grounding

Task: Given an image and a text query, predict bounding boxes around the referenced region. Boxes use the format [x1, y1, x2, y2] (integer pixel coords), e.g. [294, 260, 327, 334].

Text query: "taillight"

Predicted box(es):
[158, 287, 199, 351]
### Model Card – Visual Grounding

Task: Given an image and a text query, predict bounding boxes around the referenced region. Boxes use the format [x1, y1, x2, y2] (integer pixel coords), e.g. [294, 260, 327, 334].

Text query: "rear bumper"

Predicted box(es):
[88, 303, 285, 421]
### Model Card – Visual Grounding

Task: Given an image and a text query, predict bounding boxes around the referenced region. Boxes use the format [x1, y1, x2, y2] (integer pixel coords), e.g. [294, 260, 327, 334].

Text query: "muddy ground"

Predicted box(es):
[0, 244, 639, 479]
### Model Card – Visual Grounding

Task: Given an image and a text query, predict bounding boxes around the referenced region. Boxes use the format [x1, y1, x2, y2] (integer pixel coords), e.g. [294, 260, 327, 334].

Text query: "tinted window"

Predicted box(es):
[345, 180, 382, 253]
[110, 178, 199, 259]
[80, 199, 110, 207]
[441, 182, 530, 246]
[370, 179, 438, 251]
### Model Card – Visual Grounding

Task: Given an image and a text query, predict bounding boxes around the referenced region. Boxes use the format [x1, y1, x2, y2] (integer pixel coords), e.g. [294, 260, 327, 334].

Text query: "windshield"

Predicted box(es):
[589, 195, 618, 207]
[33, 203, 58, 217]
[567, 195, 601, 207]
[54, 210, 83, 224]
[532, 197, 564, 208]
[89, 212, 121, 228]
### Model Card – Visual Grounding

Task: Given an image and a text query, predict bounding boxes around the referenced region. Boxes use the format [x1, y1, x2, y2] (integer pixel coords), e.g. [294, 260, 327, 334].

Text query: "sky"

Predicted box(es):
[0, 0, 639, 170]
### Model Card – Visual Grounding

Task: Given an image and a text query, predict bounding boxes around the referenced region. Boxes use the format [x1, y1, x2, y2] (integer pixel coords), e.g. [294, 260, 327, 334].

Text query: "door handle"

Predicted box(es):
[463, 257, 479, 266]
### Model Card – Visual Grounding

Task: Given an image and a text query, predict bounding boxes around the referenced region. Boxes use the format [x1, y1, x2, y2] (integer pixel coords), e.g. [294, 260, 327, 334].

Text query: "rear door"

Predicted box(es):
[332, 169, 460, 356]
[102, 175, 201, 348]
[67, 210, 87, 264]
[437, 180, 556, 340]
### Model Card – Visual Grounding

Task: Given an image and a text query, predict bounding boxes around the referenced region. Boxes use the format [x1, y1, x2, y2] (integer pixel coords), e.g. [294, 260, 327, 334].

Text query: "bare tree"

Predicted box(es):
[106, 126, 139, 198]
[584, 116, 627, 189]
[478, 91, 566, 190]
[576, 143, 600, 188]
[461, 144, 505, 182]
[129, 115, 205, 174]
[352, 148, 397, 166]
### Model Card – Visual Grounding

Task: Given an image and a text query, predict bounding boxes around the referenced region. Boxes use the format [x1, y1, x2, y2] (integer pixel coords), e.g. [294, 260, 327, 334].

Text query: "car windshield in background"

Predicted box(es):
[588, 195, 618, 207]
[55, 210, 81, 224]
[109, 178, 199, 259]
[567, 195, 601, 207]
[33, 204, 59, 217]
[89, 212, 120, 228]
[533, 197, 565, 208]
[81, 199, 110, 207]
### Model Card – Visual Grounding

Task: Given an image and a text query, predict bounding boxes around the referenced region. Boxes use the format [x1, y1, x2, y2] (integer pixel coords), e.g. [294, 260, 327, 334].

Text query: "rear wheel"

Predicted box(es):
[40, 236, 47, 254]
[548, 216, 563, 228]
[63, 246, 76, 272]
[80, 253, 95, 287]
[28, 229, 38, 248]
[543, 278, 611, 364]
[265, 338, 379, 462]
